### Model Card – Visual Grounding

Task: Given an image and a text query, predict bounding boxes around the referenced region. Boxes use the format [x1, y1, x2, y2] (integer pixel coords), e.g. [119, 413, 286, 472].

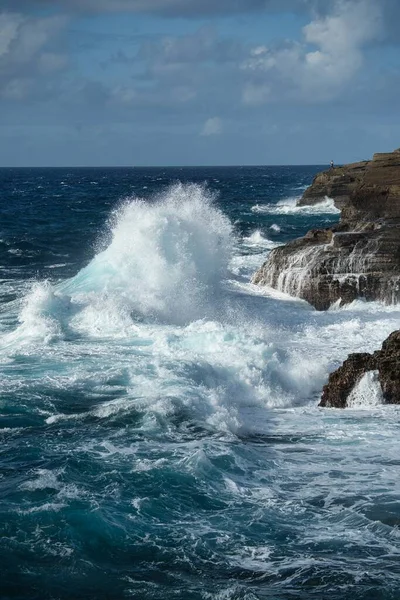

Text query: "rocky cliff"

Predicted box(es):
[253, 149, 400, 310]
[319, 330, 400, 408]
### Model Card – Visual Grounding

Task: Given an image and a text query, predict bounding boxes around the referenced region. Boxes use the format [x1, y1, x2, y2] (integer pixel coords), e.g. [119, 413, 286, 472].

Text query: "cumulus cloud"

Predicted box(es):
[1, 0, 399, 166]
[303, 0, 382, 81]
[201, 117, 223, 136]
[242, 0, 384, 103]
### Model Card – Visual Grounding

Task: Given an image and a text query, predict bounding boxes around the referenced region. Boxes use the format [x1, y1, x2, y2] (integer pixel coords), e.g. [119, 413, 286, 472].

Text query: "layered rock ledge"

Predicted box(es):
[319, 330, 400, 408]
[253, 149, 400, 310]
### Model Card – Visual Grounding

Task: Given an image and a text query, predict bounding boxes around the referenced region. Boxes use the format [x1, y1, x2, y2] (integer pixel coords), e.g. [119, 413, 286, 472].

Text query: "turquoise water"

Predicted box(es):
[1, 167, 400, 599]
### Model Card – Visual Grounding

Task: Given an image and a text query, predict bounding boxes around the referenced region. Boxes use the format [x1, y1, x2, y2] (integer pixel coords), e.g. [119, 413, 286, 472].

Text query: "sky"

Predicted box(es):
[0, 0, 399, 166]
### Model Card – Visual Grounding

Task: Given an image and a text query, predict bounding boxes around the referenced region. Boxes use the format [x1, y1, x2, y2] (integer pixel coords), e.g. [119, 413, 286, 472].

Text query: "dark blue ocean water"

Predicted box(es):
[1, 167, 400, 600]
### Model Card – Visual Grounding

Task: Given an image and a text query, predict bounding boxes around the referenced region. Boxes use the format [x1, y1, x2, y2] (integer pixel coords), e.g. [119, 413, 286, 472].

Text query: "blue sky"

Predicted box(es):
[0, 0, 399, 166]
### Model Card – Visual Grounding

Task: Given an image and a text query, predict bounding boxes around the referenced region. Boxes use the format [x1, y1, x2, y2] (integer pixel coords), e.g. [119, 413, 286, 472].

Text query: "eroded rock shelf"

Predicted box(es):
[253, 149, 400, 310]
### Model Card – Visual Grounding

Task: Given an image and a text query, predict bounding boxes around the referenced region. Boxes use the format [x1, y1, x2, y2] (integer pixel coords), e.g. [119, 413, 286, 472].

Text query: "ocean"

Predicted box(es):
[1, 166, 400, 600]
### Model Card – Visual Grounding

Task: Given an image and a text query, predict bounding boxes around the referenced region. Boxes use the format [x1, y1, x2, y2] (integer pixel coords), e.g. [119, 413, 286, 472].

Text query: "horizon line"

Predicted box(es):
[0, 163, 331, 169]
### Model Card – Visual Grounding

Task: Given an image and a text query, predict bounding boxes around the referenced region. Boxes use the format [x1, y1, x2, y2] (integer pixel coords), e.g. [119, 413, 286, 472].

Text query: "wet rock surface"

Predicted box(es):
[320, 330, 400, 407]
[253, 149, 400, 310]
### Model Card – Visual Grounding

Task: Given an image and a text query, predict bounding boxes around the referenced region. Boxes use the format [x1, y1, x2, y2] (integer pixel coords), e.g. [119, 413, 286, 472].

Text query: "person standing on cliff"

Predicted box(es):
[330, 160, 334, 169]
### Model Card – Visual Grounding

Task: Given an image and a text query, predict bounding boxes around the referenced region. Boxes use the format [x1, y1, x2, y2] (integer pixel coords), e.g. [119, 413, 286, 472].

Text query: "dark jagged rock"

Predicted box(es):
[378, 330, 400, 404]
[253, 149, 400, 310]
[319, 330, 400, 408]
[320, 353, 377, 408]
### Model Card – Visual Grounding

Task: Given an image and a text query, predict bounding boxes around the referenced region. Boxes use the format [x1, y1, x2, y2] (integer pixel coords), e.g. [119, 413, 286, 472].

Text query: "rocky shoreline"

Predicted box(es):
[253, 148, 400, 407]
[253, 149, 400, 310]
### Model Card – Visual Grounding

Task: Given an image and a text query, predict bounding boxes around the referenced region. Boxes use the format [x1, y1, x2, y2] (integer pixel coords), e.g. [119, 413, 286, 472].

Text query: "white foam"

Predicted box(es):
[3, 177, 400, 584]
[347, 371, 384, 408]
[270, 223, 281, 232]
[48, 263, 68, 269]
[58, 183, 233, 329]
[3, 182, 400, 438]
[1, 281, 68, 347]
[20, 468, 63, 491]
[229, 253, 270, 278]
[251, 196, 340, 215]
[332, 298, 400, 314]
[242, 230, 280, 250]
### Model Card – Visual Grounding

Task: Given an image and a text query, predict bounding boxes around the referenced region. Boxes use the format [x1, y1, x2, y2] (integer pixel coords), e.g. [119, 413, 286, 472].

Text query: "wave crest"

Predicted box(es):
[11, 184, 234, 340]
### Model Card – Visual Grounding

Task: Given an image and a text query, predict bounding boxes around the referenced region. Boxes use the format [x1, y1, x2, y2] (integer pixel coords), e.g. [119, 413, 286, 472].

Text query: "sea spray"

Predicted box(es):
[347, 370, 384, 408]
[59, 183, 234, 329]
[242, 229, 280, 250]
[6, 183, 234, 345]
[2, 281, 69, 347]
[2, 167, 400, 600]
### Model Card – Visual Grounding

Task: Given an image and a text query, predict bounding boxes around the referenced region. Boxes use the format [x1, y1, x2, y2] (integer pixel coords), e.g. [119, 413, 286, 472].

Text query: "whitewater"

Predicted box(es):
[1, 167, 400, 600]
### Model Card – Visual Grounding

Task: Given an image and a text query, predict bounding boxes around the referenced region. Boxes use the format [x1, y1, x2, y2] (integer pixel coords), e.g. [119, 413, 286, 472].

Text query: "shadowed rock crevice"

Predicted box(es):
[253, 149, 400, 310]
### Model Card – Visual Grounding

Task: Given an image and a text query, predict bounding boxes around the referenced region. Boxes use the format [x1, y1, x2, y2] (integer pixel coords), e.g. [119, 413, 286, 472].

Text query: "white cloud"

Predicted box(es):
[201, 117, 223, 136]
[302, 0, 382, 86]
[242, 0, 384, 103]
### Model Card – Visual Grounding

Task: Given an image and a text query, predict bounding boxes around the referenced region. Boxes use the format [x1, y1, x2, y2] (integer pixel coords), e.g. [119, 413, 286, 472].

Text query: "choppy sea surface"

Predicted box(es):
[1, 166, 400, 600]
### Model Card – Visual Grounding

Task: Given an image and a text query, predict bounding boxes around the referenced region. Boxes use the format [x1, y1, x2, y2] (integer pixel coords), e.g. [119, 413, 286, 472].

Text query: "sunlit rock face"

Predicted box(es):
[253, 149, 400, 310]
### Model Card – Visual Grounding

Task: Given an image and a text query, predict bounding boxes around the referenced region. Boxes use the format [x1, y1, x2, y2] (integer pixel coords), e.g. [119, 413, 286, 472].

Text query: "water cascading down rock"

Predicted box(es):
[319, 330, 400, 408]
[253, 149, 400, 310]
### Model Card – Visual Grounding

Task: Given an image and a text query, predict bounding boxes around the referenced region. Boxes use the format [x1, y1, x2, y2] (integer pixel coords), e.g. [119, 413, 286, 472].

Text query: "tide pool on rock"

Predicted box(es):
[1, 166, 400, 600]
